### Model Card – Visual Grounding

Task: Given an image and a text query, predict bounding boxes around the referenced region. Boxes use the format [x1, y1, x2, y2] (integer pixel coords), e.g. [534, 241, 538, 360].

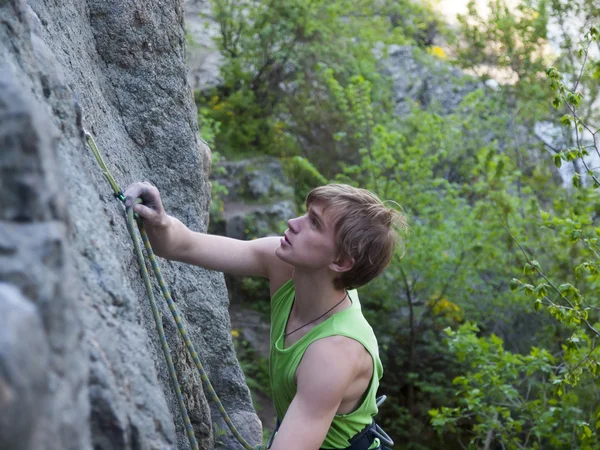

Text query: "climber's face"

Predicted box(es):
[276, 202, 349, 275]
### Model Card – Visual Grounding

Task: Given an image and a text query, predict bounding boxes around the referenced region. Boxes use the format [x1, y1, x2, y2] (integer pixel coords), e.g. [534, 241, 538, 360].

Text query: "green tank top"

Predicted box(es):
[269, 280, 383, 449]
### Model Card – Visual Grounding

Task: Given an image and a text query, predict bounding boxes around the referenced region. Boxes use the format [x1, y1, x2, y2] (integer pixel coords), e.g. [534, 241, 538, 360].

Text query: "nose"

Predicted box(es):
[288, 216, 300, 233]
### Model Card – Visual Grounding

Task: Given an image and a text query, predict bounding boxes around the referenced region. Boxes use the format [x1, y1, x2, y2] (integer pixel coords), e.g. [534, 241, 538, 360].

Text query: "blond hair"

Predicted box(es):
[306, 184, 407, 289]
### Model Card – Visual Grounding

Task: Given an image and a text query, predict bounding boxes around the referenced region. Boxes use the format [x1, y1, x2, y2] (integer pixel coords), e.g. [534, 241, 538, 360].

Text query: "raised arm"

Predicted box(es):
[124, 182, 292, 287]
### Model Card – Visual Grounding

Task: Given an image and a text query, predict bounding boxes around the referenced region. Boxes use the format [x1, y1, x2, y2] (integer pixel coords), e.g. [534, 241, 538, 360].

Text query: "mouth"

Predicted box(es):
[283, 233, 292, 246]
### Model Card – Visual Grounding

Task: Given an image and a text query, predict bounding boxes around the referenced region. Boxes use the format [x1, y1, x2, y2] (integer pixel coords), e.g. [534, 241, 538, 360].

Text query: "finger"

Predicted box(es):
[140, 185, 163, 212]
[124, 194, 135, 208]
[132, 204, 156, 220]
[124, 183, 145, 207]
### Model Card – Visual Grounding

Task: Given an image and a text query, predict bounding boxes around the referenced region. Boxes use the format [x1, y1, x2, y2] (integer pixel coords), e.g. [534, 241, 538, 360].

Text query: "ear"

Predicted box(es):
[329, 255, 355, 273]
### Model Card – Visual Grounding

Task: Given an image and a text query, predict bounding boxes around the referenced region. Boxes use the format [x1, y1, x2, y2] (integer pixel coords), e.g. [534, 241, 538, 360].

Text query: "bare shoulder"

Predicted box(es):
[311, 335, 368, 357]
[295, 336, 373, 417]
[298, 336, 370, 383]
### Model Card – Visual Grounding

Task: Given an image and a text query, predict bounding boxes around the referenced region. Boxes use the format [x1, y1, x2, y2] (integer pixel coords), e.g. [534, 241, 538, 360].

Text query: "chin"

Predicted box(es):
[274, 245, 285, 259]
[275, 246, 293, 265]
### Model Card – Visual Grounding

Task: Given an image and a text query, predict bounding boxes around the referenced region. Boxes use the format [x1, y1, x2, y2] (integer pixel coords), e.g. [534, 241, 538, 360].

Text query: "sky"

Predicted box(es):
[436, 0, 518, 24]
[436, 0, 478, 23]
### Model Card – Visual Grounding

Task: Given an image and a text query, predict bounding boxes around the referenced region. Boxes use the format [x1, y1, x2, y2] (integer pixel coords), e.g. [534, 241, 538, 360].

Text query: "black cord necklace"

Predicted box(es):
[284, 291, 349, 338]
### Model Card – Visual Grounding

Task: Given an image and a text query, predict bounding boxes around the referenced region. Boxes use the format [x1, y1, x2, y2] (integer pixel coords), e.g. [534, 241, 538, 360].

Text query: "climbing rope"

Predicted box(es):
[84, 131, 265, 450]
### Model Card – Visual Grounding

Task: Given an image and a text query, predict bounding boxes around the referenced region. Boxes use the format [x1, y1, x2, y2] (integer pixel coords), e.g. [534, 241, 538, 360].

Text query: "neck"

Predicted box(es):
[291, 268, 348, 322]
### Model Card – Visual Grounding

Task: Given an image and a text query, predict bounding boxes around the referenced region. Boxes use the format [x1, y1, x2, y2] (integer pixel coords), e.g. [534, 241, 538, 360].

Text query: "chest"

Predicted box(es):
[282, 316, 319, 348]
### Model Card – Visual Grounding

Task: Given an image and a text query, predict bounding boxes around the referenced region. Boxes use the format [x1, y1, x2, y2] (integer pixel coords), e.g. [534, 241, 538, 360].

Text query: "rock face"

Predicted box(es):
[184, 0, 223, 91]
[382, 45, 480, 117]
[210, 157, 296, 241]
[209, 156, 295, 311]
[0, 1, 261, 449]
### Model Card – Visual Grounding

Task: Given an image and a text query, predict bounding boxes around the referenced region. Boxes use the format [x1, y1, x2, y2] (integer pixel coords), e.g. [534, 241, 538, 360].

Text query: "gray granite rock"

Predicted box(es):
[210, 157, 296, 240]
[0, 0, 262, 449]
[382, 45, 480, 117]
[184, 0, 224, 90]
[0, 284, 50, 450]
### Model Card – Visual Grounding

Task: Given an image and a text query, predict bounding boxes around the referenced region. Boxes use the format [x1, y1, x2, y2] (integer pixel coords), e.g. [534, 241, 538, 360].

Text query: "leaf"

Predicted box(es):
[552, 97, 562, 108]
[581, 425, 592, 439]
[558, 283, 572, 292]
[333, 131, 347, 141]
[559, 115, 571, 126]
[554, 153, 562, 168]
[592, 60, 600, 79]
[509, 278, 519, 291]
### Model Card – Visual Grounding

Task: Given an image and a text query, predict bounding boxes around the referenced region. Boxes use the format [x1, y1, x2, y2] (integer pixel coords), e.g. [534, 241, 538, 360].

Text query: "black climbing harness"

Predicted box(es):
[266, 395, 394, 450]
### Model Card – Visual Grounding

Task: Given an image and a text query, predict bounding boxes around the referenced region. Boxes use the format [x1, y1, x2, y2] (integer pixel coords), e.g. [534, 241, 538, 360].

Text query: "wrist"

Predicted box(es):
[158, 214, 172, 230]
[145, 213, 172, 233]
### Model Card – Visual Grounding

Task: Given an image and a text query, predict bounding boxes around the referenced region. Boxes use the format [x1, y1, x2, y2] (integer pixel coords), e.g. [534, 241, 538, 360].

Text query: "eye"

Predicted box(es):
[310, 217, 319, 229]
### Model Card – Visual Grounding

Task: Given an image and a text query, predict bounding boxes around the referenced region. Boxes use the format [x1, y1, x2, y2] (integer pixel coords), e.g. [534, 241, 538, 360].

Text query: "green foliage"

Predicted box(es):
[196, 93, 221, 148]
[511, 19, 600, 389]
[233, 330, 272, 398]
[197, 0, 442, 174]
[316, 6, 600, 445]
[455, 0, 549, 83]
[430, 323, 598, 449]
[208, 151, 228, 220]
[213, 420, 229, 448]
[196, 0, 600, 447]
[281, 155, 327, 209]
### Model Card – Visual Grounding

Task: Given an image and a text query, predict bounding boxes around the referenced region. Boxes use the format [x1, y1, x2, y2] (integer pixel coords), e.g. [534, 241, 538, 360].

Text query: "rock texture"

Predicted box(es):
[382, 45, 479, 117]
[210, 157, 296, 241]
[0, 1, 261, 449]
[184, 0, 223, 91]
[0, 284, 52, 450]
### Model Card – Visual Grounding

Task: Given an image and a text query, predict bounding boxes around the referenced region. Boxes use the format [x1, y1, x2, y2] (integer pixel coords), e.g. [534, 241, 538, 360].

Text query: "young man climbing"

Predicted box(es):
[124, 182, 406, 450]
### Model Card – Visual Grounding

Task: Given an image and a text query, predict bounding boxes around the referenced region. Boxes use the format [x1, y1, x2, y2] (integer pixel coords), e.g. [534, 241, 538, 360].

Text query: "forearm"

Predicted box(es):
[124, 181, 271, 274]
[143, 215, 189, 261]
[144, 215, 278, 277]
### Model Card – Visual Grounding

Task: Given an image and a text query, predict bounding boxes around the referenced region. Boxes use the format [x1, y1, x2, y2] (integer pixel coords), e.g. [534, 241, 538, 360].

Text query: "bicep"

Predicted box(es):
[270, 393, 338, 450]
[270, 340, 357, 450]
